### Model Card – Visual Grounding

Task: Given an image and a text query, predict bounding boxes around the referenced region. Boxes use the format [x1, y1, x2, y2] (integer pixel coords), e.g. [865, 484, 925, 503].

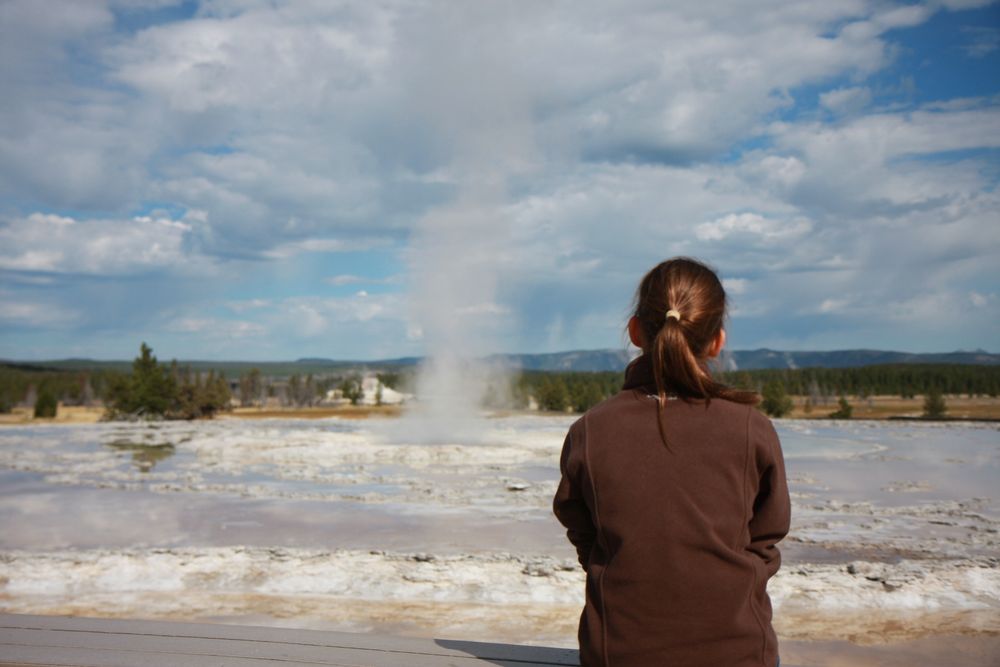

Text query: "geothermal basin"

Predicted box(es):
[0, 416, 997, 664]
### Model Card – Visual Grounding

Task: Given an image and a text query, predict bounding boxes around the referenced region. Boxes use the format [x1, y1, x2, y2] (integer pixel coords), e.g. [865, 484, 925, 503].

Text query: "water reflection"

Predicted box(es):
[104, 440, 176, 472]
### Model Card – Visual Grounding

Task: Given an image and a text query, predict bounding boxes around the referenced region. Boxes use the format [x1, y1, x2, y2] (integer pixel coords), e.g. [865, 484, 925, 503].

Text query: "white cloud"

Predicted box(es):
[695, 213, 812, 241]
[231, 292, 412, 358]
[326, 274, 365, 286]
[0, 213, 193, 274]
[1, 1, 998, 356]
[968, 291, 995, 308]
[168, 317, 266, 337]
[0, 0, 112, 46]
[883, 290, 978, 323]
[774, 106, 1000, 163]
[111, 5, 392, 113]
[820, 86, 873, 115]
[723, 278, 749, 295]
[225, 298, 271, 312]
[817, 298, 852, 314]
[455, 302, 511, 316]
[869, 4, 931, 30]
[263, 237, 391, 260]
[936, 0, 995, 10]
[111, 0, 187, 9]
[0, 298, 80, 327]
[961, 26, 1000, 58]
[2, 0, 908, 256]
[325, 274, 402, 287]
[506, 161, 795, 277]
[0, 1, 154, 211]
[280, 293, 402, 329]
[760, 104, 1000, 217]
[743, 155, 808, 191]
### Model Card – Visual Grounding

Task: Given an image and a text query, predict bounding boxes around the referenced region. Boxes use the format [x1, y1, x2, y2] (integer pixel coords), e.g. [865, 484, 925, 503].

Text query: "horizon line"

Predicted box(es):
[2, 346, 996, 365]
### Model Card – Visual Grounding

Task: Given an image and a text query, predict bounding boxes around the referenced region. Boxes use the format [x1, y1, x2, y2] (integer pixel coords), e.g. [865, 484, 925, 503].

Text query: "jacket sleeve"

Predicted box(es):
[747, 411, 791, 578]
[552, 423, 597, 568]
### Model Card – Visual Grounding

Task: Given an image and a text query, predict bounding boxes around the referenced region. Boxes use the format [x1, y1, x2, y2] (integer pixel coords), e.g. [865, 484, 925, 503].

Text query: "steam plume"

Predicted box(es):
[400, 5, 535, 442]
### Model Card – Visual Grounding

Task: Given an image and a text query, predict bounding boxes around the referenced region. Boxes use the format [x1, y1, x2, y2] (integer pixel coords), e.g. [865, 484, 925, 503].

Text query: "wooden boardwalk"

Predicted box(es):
[0, 614, 580, 667]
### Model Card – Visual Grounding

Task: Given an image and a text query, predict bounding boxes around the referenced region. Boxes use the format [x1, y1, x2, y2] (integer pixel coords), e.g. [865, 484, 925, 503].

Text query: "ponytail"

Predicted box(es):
[632, 257, 758, 449]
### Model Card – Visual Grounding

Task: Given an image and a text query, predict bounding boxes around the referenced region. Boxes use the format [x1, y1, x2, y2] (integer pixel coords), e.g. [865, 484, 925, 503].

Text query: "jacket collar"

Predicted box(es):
[622, 354, 657, 393]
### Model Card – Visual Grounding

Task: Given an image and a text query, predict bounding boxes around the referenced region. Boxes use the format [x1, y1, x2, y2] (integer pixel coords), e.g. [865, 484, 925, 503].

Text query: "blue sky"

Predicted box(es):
[1, 0, 998, 361]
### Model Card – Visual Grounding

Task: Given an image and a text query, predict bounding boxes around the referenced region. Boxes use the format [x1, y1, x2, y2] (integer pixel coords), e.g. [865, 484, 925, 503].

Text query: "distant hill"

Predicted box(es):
[7, 348, 996, 377]
[9, 357, 421, 378]
[489, 349, 633, 372]
[485, 348, 1000, 372]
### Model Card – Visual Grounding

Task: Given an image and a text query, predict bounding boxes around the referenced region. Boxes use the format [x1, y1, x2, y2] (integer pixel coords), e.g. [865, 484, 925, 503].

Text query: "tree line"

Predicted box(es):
[0, 346, 405, 418]
[103, 343, 232, 419]
[236, 369, 405, 407]
[3, 349, 996, 420]
[0, 363, 116, 415]
[513, 371, 622, 412]
[717, 363, 1000, 400]
[513, 363, 999, 415]
[1, 344, 232, 420]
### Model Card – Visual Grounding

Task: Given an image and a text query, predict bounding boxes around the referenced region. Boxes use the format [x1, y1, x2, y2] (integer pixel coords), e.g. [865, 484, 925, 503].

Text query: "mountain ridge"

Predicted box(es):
[487, 348, 1000, 372]
[7, 348, 997, 374]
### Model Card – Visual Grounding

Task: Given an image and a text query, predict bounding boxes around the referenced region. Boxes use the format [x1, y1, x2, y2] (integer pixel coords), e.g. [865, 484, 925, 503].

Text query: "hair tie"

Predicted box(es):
[665, 309, 681, 322]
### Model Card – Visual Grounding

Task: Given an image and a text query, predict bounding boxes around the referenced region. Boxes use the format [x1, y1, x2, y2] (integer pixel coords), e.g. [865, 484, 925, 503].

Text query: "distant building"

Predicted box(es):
[360, 375, 409, 405]
[321, 388, 349, 405]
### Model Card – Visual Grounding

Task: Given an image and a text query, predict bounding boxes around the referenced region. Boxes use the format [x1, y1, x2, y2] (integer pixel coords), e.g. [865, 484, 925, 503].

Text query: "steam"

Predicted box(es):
[408, 189, 510, 440]
[400, 6, 536, 442]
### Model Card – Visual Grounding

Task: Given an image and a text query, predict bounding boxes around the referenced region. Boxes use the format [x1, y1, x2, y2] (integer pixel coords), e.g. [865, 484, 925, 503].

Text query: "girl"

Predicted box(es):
[553, 257, 789, 667]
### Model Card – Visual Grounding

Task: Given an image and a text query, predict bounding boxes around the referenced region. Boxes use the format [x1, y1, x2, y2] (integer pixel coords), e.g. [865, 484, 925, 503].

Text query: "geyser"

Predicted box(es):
[396, 5, 536, 443]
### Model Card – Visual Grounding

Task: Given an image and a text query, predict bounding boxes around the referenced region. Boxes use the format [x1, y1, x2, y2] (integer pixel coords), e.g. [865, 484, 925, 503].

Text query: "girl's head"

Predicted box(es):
[628, 257, 757, 407]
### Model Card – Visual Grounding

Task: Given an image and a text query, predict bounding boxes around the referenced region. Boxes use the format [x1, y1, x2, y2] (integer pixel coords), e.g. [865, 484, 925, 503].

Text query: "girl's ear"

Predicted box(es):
[706, 328, 726, 358]
[628, 316, 646, 349]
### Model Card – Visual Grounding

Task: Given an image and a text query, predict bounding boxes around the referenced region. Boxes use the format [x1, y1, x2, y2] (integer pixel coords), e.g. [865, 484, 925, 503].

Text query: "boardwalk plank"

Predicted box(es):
[1, 628, 519, 667]
[1, 643, 360, 667]
[0, 615, 577, 663]
[0, 615, 580, 667]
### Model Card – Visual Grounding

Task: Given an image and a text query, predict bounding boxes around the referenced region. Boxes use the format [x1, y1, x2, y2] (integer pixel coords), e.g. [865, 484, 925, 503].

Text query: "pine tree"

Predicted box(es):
[34, 388, 57, 418]
[923, 388, 947, 420]
[536, 377, 570, 412]
[106, 343, 177, 418]
[761, 380, 793, 418]
[340, 375, 363, 405]
[571, 380, 604, 412]
[304, 374, 316, 407]
[829, 396, 853, 419]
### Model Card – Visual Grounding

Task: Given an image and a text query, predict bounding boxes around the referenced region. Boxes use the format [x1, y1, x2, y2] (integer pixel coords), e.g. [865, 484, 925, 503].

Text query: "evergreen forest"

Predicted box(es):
[2, 349, 998, 420]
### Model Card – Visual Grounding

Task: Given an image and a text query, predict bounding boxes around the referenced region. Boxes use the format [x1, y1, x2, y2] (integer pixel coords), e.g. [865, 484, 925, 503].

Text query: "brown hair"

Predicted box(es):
[632, 257, 759, 446]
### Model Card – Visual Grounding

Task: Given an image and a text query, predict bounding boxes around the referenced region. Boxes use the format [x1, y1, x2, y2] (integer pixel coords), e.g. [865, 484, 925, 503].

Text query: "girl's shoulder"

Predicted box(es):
[579, 387, 647, 419]
[708, 399, 778, 444]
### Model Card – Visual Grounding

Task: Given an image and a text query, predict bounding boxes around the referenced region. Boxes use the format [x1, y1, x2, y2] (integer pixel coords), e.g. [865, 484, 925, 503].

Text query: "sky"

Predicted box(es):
[1, 0, 998, 361]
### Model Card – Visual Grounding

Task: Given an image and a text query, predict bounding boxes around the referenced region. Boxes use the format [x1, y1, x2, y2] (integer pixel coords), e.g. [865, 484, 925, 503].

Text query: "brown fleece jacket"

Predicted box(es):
[553, 355, 790, 667]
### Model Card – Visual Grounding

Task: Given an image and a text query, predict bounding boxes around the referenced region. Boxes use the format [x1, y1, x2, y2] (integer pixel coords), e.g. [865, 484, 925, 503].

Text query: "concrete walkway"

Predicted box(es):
[0, 614, 580, 667]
